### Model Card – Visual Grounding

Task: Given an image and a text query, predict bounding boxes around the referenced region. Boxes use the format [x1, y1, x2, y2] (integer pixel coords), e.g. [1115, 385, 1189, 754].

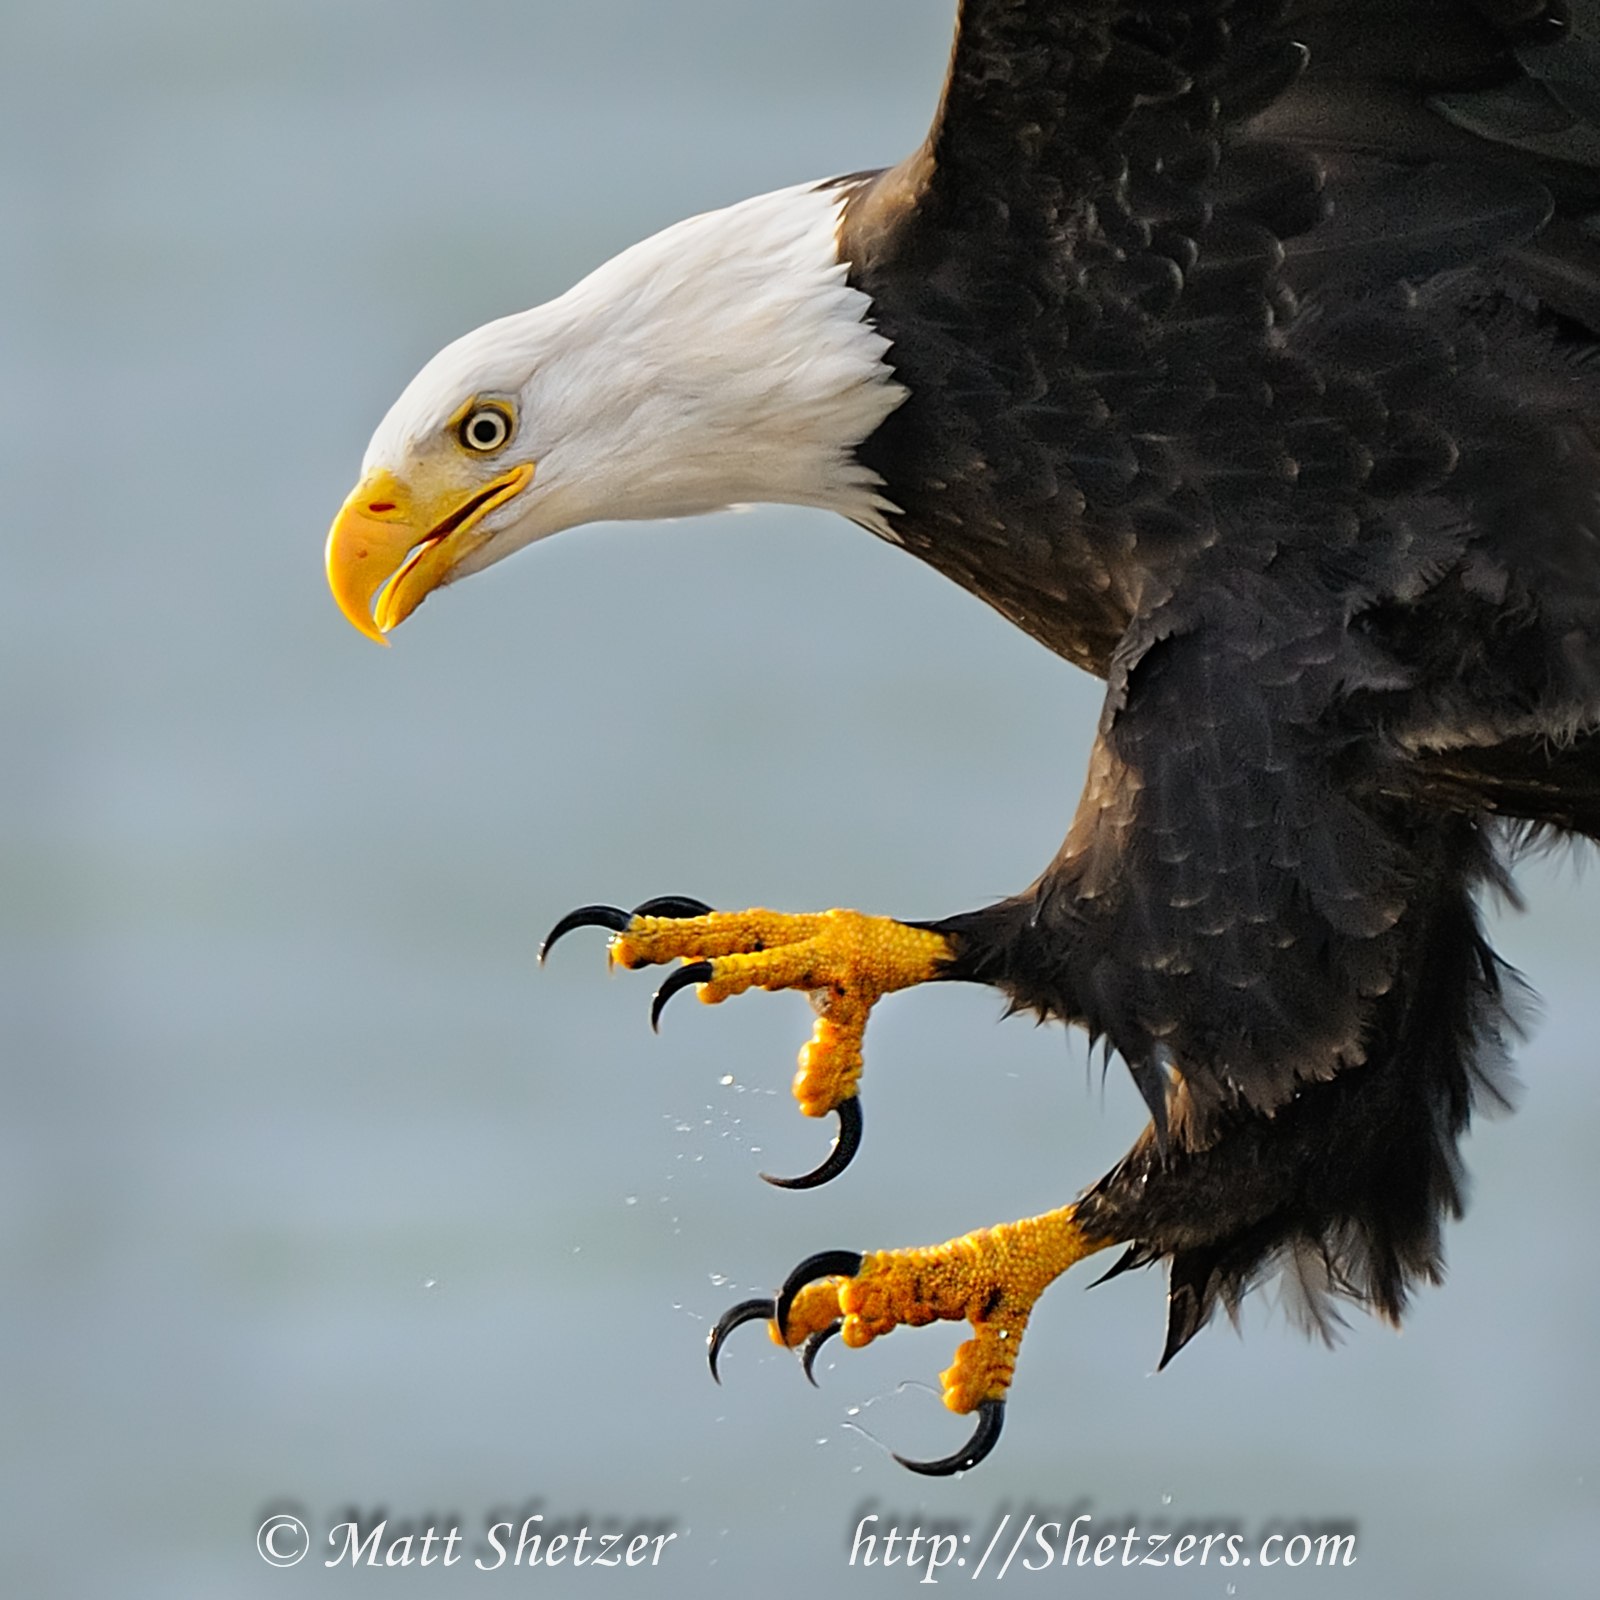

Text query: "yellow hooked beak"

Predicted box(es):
[325, 462, 535, 643]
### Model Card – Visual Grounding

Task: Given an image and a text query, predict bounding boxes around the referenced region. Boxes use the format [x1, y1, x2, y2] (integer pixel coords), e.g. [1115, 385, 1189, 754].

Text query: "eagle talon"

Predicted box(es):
[538, 903, 632, 960]
[541, 896, 714, 967]
[555, 906, 953, 1180]
[651, 961, 715, 1031]
[759, 1096, 863, 1189]
[800, 1322, 842, 1386]
[631, 895, 715, 919]
[776, 1248, 865, 1336]
[892, 1398, 1006, 1477]
[708, 1296, 777, 1384]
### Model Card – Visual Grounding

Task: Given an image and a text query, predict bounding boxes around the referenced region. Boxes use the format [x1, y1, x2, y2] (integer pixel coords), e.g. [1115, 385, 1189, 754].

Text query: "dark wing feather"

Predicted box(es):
[901, 2, 1316, 251]
[1262, 1, 1600, 328]
[1028, 570, 1411, 1129]
[919, 0, 1600, 313]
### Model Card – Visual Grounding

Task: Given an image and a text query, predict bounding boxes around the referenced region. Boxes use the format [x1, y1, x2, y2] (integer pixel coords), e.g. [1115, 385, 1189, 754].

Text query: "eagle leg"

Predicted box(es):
[542, 901, 954, 1186]
[709, 1205, 1116, 1473]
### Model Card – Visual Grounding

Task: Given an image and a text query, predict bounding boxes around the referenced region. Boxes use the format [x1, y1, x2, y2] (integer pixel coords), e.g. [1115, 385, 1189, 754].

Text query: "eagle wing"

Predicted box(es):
[918, 1, 1600, 310]
[846, 2, 1600, 1129]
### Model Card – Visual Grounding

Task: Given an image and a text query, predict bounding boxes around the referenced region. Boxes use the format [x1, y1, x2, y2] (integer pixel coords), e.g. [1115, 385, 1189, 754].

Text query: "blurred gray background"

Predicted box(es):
[4, 1, 1597, 1593]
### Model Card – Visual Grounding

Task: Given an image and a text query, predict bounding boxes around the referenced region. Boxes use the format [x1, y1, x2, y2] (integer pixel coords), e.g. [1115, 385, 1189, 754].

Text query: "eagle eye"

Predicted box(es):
[459, 404, 513, 454]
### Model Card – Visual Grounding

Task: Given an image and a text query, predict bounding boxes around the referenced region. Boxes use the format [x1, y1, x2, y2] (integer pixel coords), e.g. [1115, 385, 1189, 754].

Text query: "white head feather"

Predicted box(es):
[362, 180, 908, 581]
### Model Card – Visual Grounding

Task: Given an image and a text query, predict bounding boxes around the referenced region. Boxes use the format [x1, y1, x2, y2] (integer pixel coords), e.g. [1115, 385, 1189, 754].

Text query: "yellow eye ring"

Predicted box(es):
[459, 404, 514, 453]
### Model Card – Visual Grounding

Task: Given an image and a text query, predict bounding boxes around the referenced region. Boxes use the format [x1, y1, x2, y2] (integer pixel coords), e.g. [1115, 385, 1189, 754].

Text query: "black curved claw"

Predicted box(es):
[799, 1322, 841, 1387]
[707, 1297, 774, 1384]
[760, 1096, 862, 1190]
[650, 961, 714, 1031]
[775, 1248, 863, 1338]
[631, 895, 714, 919]
[892, 1398, 1006, 1477]
[539, 904, 632, 963]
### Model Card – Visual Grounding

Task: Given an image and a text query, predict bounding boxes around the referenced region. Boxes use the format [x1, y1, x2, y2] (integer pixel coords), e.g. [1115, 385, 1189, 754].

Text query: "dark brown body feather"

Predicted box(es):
[834, 0, 1600, 1356]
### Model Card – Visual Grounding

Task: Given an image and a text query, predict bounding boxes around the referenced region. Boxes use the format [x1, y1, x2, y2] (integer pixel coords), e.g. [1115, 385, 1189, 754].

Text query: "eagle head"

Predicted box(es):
[325, 182, 907, 643]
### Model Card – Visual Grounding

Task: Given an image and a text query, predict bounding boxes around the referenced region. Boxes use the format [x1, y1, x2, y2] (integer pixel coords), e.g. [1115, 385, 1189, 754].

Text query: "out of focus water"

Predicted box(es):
[3, 2, 1597, 1594]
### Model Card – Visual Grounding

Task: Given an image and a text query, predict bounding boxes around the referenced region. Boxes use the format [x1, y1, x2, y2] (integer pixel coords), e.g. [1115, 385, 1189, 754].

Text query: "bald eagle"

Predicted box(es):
[327, 0, 1600, 1474]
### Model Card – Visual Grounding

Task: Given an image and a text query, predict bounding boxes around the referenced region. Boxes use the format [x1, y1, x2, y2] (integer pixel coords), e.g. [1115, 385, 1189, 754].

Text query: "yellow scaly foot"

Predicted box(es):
[708, 1202, 1116, 1474]
[541, 895, 954, 1185]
